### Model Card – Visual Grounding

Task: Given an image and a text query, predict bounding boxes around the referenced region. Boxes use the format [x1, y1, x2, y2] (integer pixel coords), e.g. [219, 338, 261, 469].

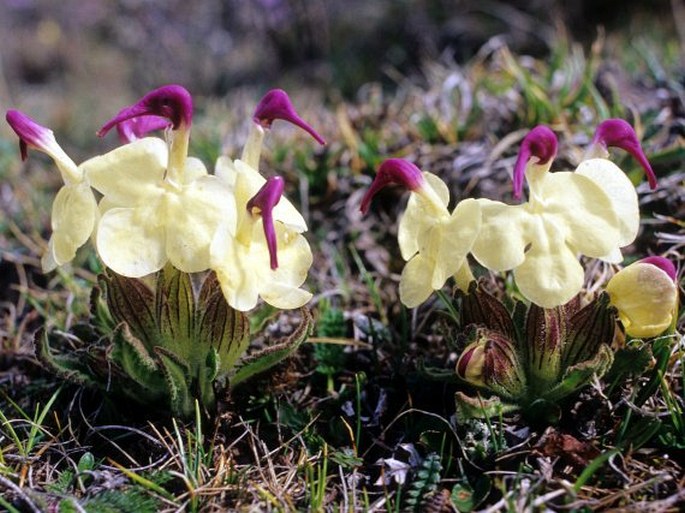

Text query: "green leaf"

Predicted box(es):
[451, 476, 493, 513]
[562, 292, 616, 369]
[196, 272, 251, 373]
[454, 391, 518, 421]
[459, 281, 516, 340]
[101, 272, 157, 349]
[606, 342, 653, 383]
[34, 328, 98, 386]
[543, 344, 614, 403]
[154, 346, 193, 417]
[156, 264, 195, 352]
[524, 303, 563, 390]
[110, 324, 159, 388]
[231, 307, 313, 388]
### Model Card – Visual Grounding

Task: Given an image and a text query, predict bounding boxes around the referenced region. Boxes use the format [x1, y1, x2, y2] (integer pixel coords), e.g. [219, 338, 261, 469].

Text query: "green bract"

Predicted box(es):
[36, 266, 312, 418]
[454, 282, 616, 422]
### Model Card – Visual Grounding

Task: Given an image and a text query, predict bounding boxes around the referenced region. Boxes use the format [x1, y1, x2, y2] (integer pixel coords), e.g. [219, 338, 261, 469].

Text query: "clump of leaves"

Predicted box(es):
[36, 265, 312, 418]
[404, 452, 442, 512]
[453, 281, 616, 423]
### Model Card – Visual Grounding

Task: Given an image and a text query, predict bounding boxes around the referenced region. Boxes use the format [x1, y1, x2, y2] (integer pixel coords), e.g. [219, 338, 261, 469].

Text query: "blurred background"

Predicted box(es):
[0, 0, 679, 153]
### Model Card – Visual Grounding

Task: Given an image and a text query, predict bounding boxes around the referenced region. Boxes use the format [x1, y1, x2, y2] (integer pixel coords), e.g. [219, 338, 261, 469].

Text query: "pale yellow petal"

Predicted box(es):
[513, 220, 584, 308]
[96, 206, 167, 277]
[212, 220, 313, 311]
[399, 254, 436, 308]
[260, 230, 313, 309]
[41, 239, 58, 273]
[471, 199, 530, 271]
[234, 160, 307, 232]
[210, 224, 263, 311]
[575, 158, 639, 247]
[240, 123, 265, 169]
[415, 198, 481, 289]
[541, 172, 620, 258]
[398, 172, 450, 260]
[166, 176, 235, 273]
[50, 182, 98, 265]
[214, 156, 238, 186]
[182, 156, 209, 184]
[83, 137, 167, 205]
[599, 246, 624, 265]
[433, 198, 481, 286]
[607, 262, 678, 338]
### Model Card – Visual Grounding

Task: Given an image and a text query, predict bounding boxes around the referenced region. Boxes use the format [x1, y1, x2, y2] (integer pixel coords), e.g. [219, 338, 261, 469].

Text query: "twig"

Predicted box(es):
[0, 474, 41, 513]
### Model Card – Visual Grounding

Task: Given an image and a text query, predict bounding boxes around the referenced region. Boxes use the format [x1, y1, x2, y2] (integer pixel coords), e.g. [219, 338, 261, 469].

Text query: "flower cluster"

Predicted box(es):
[362, 119, 678, 419]
[362, 119, 661, 310]
[6, 86, 324, 312]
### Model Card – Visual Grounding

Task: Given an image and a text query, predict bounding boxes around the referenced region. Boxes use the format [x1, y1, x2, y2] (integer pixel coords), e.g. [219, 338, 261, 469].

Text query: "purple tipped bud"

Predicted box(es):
[360, 158, 425, 214]
[253, 89, 326, 145]
[98, 85, 193, 138]
[6, 109, 54, 161]
[116, 115, 171, 143]
[639, 256, 676, 282]
[456, 342, 486, 386]
[512, 125, 558, 200]
[591, 119, 657, 189]
[247, 176, 285, 270]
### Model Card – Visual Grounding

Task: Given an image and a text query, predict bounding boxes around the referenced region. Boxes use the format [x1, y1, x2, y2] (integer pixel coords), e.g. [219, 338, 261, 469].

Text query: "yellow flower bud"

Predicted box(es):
[606, 257, 678, 338]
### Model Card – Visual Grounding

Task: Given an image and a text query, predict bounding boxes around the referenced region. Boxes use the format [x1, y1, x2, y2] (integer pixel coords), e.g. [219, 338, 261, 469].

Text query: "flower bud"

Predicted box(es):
[456, 327, 526, 400]
[606, 256, 678, 338]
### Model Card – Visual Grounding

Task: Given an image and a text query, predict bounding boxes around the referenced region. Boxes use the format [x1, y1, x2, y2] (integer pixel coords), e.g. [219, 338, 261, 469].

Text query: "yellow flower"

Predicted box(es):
[361, 159, 481, 308]
[210, 89, 324, 311]
[83, 85, 235, 277]
[5, 110, 98, 272]
[606, 257, 679, 338]
[575, 119, 658, 263]
[472, 126, 622, 308]
[211, 173, 312, 311]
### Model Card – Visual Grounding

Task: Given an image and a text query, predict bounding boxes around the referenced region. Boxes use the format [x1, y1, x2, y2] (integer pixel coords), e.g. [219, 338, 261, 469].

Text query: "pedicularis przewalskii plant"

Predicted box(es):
[362, 120, 680, 422]
[6, 86, 324, 418]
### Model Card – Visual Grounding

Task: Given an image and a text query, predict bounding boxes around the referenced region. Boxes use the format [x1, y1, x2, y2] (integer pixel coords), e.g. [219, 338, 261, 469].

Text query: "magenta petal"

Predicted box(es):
[6, 110, 53, 160]
[116, 115, 171, 143]
[512, 125, 558, 199]
[360, 158, 425, 214]
[591, 119, 657, 189]
[639, 256, 676, 282]
[98, 85, 193, 137]
[253, 89, 326, 145]
[247, 176, 285, 270]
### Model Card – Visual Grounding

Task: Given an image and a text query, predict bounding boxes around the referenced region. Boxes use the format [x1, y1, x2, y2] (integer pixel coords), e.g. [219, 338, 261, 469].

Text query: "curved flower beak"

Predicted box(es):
[360, 158, 425, 214]
[253, 89, 326, 145]
[247, 176, 285, 270]
[606, 256, 678, 338]
[6, 109, 80, 183]
[116, 115, 171, 143]
[97, 84, 193, 137]
[512, 125, 558, 199]
[6, 109, 59, 161]
[589, 119, 657, 189]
